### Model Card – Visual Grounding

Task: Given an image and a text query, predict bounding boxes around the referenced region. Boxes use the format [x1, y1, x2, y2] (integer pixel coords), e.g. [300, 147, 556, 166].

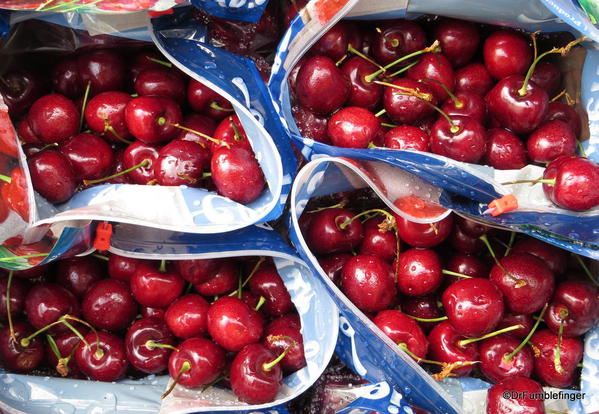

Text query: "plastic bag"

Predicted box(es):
[288, 156, 599, 414]
[0, 0, 184, 13]
[0, 223, 338, 414]
[268, 0, 599, 258]
[191, 0, 270, 23]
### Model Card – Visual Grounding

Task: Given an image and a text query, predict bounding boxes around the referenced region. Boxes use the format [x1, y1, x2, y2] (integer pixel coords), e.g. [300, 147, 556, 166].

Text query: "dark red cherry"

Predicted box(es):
[479, 335, 534, 383]
[0, 276, 28, 321]
[441, 91, 486, 124]
[178, 113, 217, 146]
[373, 310, 428, 359]
[154, 139, 209, 186]
[359, 215, 398, 262]
[167, 337, 225, 388]
[545, 280, 599, 338]
[486, 377, 545, 414]
[401, 295, 442, 331]
[53, 58, 83, 99]
[450, 225, 484, 254]
[306, 208, 364, 254]
[371, 20, 426, 66]
[187, 80, 232, 120]
[483, 128, 527, 170]
[483, 30, 532, 79]
[263, 323, 306, 372]
[394, 213, 453, 248]
[211, 146, 265, 204]
[125, 317, 175, 374]
[530, 61, 562, 96]
[128, 51, 170, 86]
[28, 94, 79, 144]
[327, 106, 379, 148]
[311, 21, 358, 61]
[383, 78, 436, 125]
[455, 63, 493, 96]
[296, 56, 350, 115]
[229, 343, 283, 404]
[340, 56, 383, 110]
[428, 321, 478, 377]
[383, 125, 429, 152]
[60, 133, 114, 180]
[433, 19, 480, 68]
[318, 253, 352, 284]
[0, 69, 47, 116]
[134, 68, 186, 104]
[75, 331, 128, 382]
[46, 330, 86, 377]
[108, 254, 146, 282]
[511, 238, 567, 275]
[430, 115, 487, 163]
[77, 49, 125, 95]
[292, 105, 329, 144]
[25, 283, 80, 335]
[0, 322, 44, 372]
[207, 296, 264, 352]
[82, 279, 137, 331]
[396, 248, 442, 296]
[546, 101, 582, 137]
[173, 258, 221, 284]
[164, 294, 210, 339]
[141, 306, 165, 320]
[55, 256, 104, 297]
[248, 265, 293, 317]
[17, 116, 40, 144]
[496, 313, 534, 339]
[125, 96, 182, 144]
[122, 141, 160, 185]
[84, 91, 132, 143]
[527, 119, 576, 163]
[194, 260, 238, 296]
[28, 150, 77, 204]
[446, 252, 488, 283]
[530, 329, 583, 388]
[407, 53, 455, 101]
[542, 156, 599, 211]
[340, 254, 396, 313]
[130, 262, 185, 308]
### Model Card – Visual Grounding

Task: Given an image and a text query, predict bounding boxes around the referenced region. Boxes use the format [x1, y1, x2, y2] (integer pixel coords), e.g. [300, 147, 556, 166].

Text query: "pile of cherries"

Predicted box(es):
[0, 253, 306, 404]
[300, 190, 599, 413]
[290, 17, 599, 211]
[1, 47, 266, 206]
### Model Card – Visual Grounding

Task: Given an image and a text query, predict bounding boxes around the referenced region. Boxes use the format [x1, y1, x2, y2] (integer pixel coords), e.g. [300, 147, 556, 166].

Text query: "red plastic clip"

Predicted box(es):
[148, 8, 173, 18]
[94, 222, 112, 251]
[483, 195, 518, 217]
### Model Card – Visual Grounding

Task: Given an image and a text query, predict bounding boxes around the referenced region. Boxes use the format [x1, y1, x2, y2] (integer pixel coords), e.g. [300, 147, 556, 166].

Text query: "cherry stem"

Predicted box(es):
[209, 102, 234, 113]
[46, 334, 62, 361]
[574, 254, 599, 288]
[62, 314, 102, 358]
[161, 360, 191, 399]
[388, 60, 419, 78]
[92, 253, 109, 261]
[254, 296, 266, 312]
[228, 257, 266, 296]
[79, 82, 91, 132]
[6, 271, 16, 343]
[46, 334, 70, 377]
[375, 109, 387, 117]
[459, 324, 524, 347]
[337, 209, 396, 231]
[201, 373, 228, 392]
[262, 337, 298, 372]
[406, 315, 448, 323]
[20, 319, 65, 347]
[306, 201, 347, 214]
[335, 54, 348, 67]
[237, 268, 243, 299]
[0, 253, 49, 262]
[347, 44, 384, 71]
[103, 120, 132, 145]
[380, 122, 398, 128]
[504, 303, 548, 362]
[0, 174, 11, 184]
[60, 319, 90, 349]
[365, 40, 440, 83]
[504, 232, 516, 257]
[36, 0, 55, 11]
[145, 340, 179, 352]
[229, 117, 243, 142]
[518, 36, 587, 97]
[441, 269, 472, 279]
[550, 89, 567, 103]
[554, 308, 568, 374]
[159, 260, 166, 273]
[531, 31, 541, 61]
[146, 56, 172, 68]
[577, 140, 588, 158]
[398, 342, 444, 366]
[159, 119, 228, 149]
[83, 159, 150, 186]
[420, 78, 463, 108]
[500, 178, 556, 186]
[479, 234, 527, 287]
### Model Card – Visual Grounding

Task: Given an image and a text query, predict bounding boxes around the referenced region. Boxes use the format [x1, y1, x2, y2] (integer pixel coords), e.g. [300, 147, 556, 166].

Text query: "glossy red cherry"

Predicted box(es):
[125, 317, 175, 374]
[340, 254, 396, 313]
[154, 139, 209, 187]
[542, 156, 599, 211]
[511, 237, 567, 275]
[141, 306, 165, 320]
[396, 248, 442, 296]
[178, 113, 217, 146]
[433, 19, 480, 67]
[486, 377, 545, 414]
[53, 58, 83, 99]
[489, 253, 554, 315]
[230, 343, 284, 404]
[327, 106, 379, 148]
[407, 53, 455, 101]
[394, 213, 453, 248]
[296, 56, 350, 115]
[311, 21, 359, 61]
[371, 20, 426, 66]
[108, 254, 146, 282]
[77, 49, 125, 95]
[359, 216, 398, 262]
[121, 141, 160, 185]
[60, 133, 114, 180]
[131, 262, 185, 308]
[263, 321, 306, 373]
[207, 296, 264, 352]
[401, 295, 442, 331]
[211, 115, 252, 153]
[340, 57, 383, 110]
[428, 321, 478, 377]
[128, 51, 170, 86]
[530, 61, 561, 96]
[28, 150, 77, 204]
[82, 279, 137, 331]
[187, 79, 231, 120]
[496, 313, 533, 339]
[545, 280, 599, 337]
[75, 331, 128, 382]
[455, 63, 494, 96]
[430, 115, 487, 163]
[165, 294, 210, 339]
[441, 91, 486, 124]
[0, 322, 44, 372]
[125, 96, 182, 144]
[305, 208, 364, 255]
[530, 329, 583, 388]
[292, 105, 329, 144]
[248, 265, 293, 317]
[483, 128, 527, 170]
[527, 119, 576, 163]
[211, 146, 265, 204]
[318, 253, 352, 283]
[46, 330, 86, 377]
[17, 116, 40, 144]
[167, 337, 225, 388]
[374, 310, 428, 359]
[450, 225, 484, 254]
[0, 276, 28, 321]
[383, 125, 429, 152]
[382, 78, 436, 125]
[194, 260, 238, 296]
[173, 258, 221, 284]
[546, 101, 582, 137]
[28, 94, 79, 144]
[483, 30, 532, 79]
[0, 69, 47, 116]
[479, 335, 534, 383]
[25, 283, 80, 335]
[55, 256, 104, 297]
[134, 67, 186, 104]
[84, 91, 132, 143]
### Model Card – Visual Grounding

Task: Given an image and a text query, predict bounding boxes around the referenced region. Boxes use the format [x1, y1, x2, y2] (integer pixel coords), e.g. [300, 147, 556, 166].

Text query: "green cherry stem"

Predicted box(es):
[398, 342, 443, 366]
[146, 56, 172, 68]
[375, 108, 387, 117]
[337, 209, 396, 231]
[254, 296, 266, 312]
[83, 160, 150, 187]
[6, 271, 16, 342]
[420, 78, 463, 108]
[0, 174, 11, 184]
[574, 254, 599, 289]
[145, 340, 179, 352]
[161, 360, 191, 399]
[554, 308, 568, 374]
[209, 102, 234, 113]
[157, 118, 228, 149]
[458, 324, 524, 347]
[388, 60, 419, 78]
[441, 269, 472, 279]
[20, 319, 65, 347]
[406, 315, 448, 323]
[347, 44, 384, 71]
[159, 260, 167, 273]
[503, 303, 548, 362]
[0, 253, 49, 262]
[479, 234, 526, 287]
[364, 40, 440, 83]
[500, 178, 556, 186]
[79, 81, 91, 132]
[504, 232, 516, 257]
[262, 337, 298, 371]
[92, 253, 109, 261]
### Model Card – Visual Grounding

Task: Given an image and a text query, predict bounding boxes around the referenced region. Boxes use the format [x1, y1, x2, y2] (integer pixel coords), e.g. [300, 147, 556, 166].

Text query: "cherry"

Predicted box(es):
[0, 276, 27, 321]
[82, 279, 137, 331]
[428, 321, 478, 377]
[511, 237, 567, 275]
[164, 294, 210, 339]
[530, 329, 583, 388]
[292, 105, 329, 144]
[359, 215, 398, 262]
[340, 56, 383, 110]
[546, 101, 582, 137]
[396, 248, 442, 296]
[141, 306, 165, 320]
[450, 225, 484, 254]
[0, 69, 46, 116]
[441, 91, 486, 124]
[211, 146, 265, 203]
[131, 262, 185, 308]
[25, 283, 80, 335]
[527, 119, 576, 163]
[0, 322, 44, 372]
[173, 258, 221, 284]
[263, 324, 306, 372]
[268, 314, 301, 333]
[229, 343, 284, 404]
[455, 215, 491, 239]
[248, 265, 293, 317]
[455, 63, 494, 96]
[305, 208, 363, 254]
[55, 256, 104, 297]
[489, 253, 554, 315]
[479, 335, 534, 383]
[28, 94, 79, 144]
[128, 51, 171, 86]
[75, 331, 128, 382]
[430, 114, 487, 163]
[52, 58, 83, 99]
[178, 113, 217, 146]
[77, 49, 125, 95]
[486, 377, 545, 414]
[530, 60, 562, 96]
[121, 141, 160, 185]
[340, 254, 396, 313]
[154, 139, 209, 187]
[483, 128, 527, 170]
[382, 78, 436, 125]
[166, 337, 225, 390]
[295, 56, 350, 115]
[194, 260, 238, 296]
[108, 254, 146, 282]
[60, 133, 114, 180]
[187, 79, 232, 120]
[84, 91, 132, 143]
[134, 67, 186, 104]
[28, 150, 77, 204]
[17, 116, 40, 144]
[383, 125, 429, 152]
[433, 19, 480, 67]
[318, 253, 352, 283]
[311, 22, 358, 61]
[394, 213, 453, 248]
[125, 96, 182, 144]
[374, 310, 428, 359]
[542, 156, 599, 211]
[483, 30, 532, 79]
[407, 53, 455, 101]
[545, 280, 599, 337]
[46, 330, 86, 377]
[371, 20, 426, 66]
[401, 295, 442, 331]
[125, 317, 175, 374]
[104, 149, 132, 185]
[327, 106, 379, 148]
[497, 314, 534, 339]
[210, 115, 252, 153]
[207, 296, 263, 352]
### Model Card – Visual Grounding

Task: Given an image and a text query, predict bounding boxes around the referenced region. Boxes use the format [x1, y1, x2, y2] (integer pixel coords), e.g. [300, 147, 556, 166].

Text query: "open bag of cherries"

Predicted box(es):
[290, 16, 599, 212]
[299, 188, 599, 413]
[0, 253, 306, 405]
[0, 45, 266, 207]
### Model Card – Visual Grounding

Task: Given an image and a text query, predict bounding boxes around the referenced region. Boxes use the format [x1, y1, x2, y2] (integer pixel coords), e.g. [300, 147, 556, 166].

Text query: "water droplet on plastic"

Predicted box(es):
[404, 387, 411, 396]
[129, 386, 135, 391]
[569, 232, 580, 239]
[2, 376, 14, 384]
[73, 383, 78, 388]
[43, 376, 50, 381]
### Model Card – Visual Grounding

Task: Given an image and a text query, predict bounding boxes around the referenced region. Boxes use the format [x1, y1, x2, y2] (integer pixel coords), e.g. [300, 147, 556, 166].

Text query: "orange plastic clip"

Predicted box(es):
[485, 195, 518, 216]
[93, 222, 112, 251]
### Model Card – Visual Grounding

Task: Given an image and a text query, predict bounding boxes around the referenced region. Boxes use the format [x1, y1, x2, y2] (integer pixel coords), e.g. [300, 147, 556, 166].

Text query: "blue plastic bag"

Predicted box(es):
[191, 0, 270, 23]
